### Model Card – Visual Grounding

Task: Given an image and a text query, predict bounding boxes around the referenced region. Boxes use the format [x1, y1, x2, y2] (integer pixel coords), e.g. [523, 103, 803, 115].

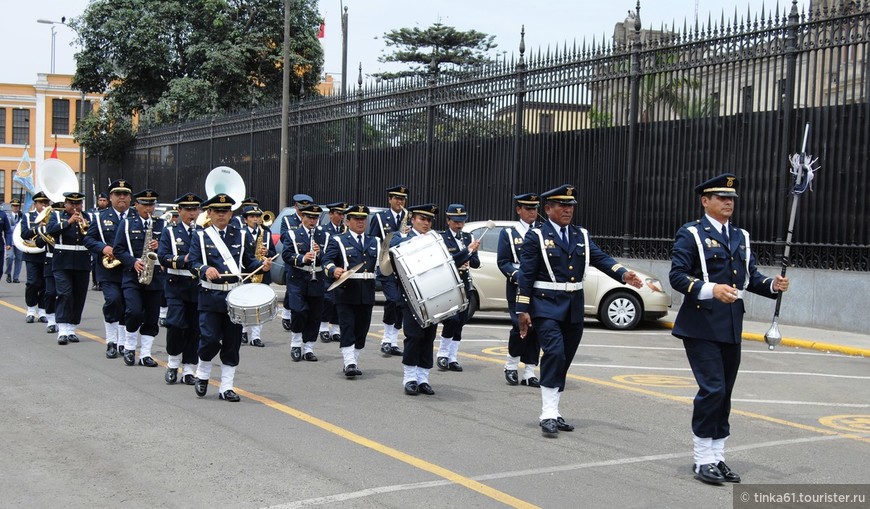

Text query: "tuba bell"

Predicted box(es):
[204, 166, 246, 211]
[36, 159, 79, 204]
[13, 218, 45, 253]
[261, 210, 275, 227]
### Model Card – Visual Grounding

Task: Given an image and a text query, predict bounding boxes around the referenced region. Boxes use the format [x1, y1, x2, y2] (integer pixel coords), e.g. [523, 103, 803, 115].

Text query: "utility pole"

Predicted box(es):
[279, 0, 291, 209]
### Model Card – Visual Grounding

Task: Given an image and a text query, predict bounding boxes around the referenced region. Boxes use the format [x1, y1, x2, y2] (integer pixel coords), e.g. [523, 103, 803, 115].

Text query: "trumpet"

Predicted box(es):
[76, 211, 89, 235]
[261, 210, 275, 228]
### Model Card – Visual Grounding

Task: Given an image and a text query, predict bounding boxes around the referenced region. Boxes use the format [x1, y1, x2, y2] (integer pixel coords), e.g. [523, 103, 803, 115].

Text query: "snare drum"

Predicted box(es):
[390, 231, 468, 327]
[226, 283, 278, 326]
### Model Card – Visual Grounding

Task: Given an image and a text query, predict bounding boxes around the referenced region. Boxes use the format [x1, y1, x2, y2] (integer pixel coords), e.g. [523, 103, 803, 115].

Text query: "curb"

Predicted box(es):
[658, 321, 870, 358]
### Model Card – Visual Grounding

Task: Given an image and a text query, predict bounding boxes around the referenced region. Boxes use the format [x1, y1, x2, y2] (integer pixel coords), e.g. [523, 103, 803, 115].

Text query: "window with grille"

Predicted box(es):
[52, 99, 70, 135]
[76, 99, 93, 123]
[12, 109, 29, 145]
[0, 109, 5, 144]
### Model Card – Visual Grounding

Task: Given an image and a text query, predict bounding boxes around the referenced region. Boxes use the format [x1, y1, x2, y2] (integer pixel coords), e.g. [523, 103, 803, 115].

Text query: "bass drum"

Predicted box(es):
[389, 231, 468, 328]
[226, 283, 278, 326]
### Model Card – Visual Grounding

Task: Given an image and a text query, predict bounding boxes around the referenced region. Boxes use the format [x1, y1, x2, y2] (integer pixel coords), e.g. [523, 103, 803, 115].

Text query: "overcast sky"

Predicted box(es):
[2, 0, 810, 86]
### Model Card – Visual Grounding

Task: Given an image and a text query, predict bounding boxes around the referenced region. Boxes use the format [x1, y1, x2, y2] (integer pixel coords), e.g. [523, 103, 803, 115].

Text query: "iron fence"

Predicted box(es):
[92, 0, 870, 271]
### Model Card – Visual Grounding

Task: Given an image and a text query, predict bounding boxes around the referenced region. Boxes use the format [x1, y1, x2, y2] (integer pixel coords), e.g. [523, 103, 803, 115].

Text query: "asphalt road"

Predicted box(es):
[2, 285, 868, 509]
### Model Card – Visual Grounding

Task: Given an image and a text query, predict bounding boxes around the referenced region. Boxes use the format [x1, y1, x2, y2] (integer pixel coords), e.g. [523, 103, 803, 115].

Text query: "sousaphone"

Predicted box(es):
[204, 166, 246, 211]
[36, 159, 79, 204]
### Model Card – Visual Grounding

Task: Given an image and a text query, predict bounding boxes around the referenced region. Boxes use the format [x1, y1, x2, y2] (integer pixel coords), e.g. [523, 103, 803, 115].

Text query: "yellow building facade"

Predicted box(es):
[0, 73, 100, 206]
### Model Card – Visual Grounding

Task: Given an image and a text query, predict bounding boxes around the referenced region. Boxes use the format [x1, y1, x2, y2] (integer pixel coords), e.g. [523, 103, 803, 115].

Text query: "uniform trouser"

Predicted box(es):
[401, 304, 437, 369]
[124, 285, 162, 336]
[682, 338, 741, 440]
[44, 267, 57, 314]
[337, 303, 373, 349]
[440, 307, 469, 340]
[24, 260, 45, 308]
[101, 281, 126, 325]
[53, 269, 89, 325]
[534, 317, 583, 391]
[380, 277, 403, 329]
[290, 295, 324, 343]
[198, 310, 242, 366]
[90, 254, 98, 284]
[321, 295, 337, 324]
[165, 296, 200, 365]
[5, 247, 22, 279]
[507, 300, 540, 365]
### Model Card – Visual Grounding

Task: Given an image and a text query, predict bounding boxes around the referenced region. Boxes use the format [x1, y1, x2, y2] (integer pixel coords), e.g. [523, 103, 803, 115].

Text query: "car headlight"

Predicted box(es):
[645, 278, 664, 293]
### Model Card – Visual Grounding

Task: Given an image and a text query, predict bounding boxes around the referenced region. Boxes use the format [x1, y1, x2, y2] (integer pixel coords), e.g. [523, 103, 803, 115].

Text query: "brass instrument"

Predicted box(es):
[35, 207, 56, 248]
[76, 211, 89, 235]
[251, 227, 267, 284]
[102, 210, 126, 269]
[137, 219, 158, 285]
[261, 210, 275, 227]
[399, 207, 411, 236]
[14, 208, 47, 253]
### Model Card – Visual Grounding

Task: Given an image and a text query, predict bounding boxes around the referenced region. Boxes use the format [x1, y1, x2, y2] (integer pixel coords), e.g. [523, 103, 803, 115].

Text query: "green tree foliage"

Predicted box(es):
[639, 51, 719, 122]
[70, 0, 324, 159]
[374, 22, 497, 80]
[73, 102, 135, 163]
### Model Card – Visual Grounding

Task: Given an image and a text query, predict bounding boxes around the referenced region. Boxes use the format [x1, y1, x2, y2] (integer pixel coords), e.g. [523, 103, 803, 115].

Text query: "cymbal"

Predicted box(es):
[327, 262, 365, 291]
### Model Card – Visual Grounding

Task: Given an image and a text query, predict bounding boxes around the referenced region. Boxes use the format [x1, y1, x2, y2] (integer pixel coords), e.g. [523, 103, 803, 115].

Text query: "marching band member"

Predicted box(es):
[279, 193, 313, 330]
[283, 203, 328, 362]
[158, 193, 203, 385]
[89, 192, 110, 290]
[670, 173, 788, 485]
[233, 197, 260, 230]
[21, 192, 51, 324]
[436, 204, 480, 372]
[240, 205, 275, 347]
[84, 179, 133, 359]
[45, 192, 92, 345]
[323, 205, 379, 378]
[187, 193, 270, 402]
[38, 202, 65, 334]
[497, 193, 542, 387]
[112, 189, 166, 367]
[390, 203, 439, 396]
[517, 184, 643, 436]
[369, 185, 409, 357]
[319, 201, 347, 344]
[6, 198, 23, 283]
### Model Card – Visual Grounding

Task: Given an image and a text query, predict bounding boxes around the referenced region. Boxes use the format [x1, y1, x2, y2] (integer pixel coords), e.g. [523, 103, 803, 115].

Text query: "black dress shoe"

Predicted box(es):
[165, 367, 178, 384]
[194, 378, 209, 397]
[250, 338, 264, 347]
[13, 279, 20, 283]
[380, 343, 391, 355]
[138, 356, 158, 367]
[344, 364, 357, 378]
[331, 334, 341, 344]
[281, 318, 292, 331]
[540, 418, 559, 436]
[219, 390, 240, 402]
[388, 346, 403, 356]
[504, 369, 519, 385]
[717, 461, 741, 483]
[404, 381, 419, 395]
[46, 324, 57, 334]
[418, 383, 435, 395]
[182, 374, 196, 385]
[57, 335, 68, 345]
[436, 356, 449, 370]
[25, 315, 35, 323]
[555, 417, 574, 432]
[303, 352, 318, 362]
[241, 332, 248, 344]
[448, 362, 463, 372]
[5, 275, 10, 283]
[693, 463, 725, 485]
[91, 283, 101, 291]
[521, 377, 540, 388]
[38, 316, 48, 323]
[68, 334, 80, 343]
[319, 331, 331, 343]
[123, 350, 136, 366]
[106, 342, 118, 359]
[290, 347, 302, 362]
[158, 318, 166, 327]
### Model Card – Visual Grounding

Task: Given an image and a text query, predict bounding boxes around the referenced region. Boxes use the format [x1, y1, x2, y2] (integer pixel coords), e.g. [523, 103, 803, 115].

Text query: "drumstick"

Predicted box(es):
[240, 253, 280, 284]
[474, 220, 497, 243]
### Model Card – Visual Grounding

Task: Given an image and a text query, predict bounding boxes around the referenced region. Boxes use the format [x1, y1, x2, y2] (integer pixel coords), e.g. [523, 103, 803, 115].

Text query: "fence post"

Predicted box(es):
[622, 0, 642, 257]
[354, 64, 363, 203]
[425, 58, 437, 194]
[295, 81, 303, 194]
[775, 0, 801, 265]
[512, 26, 527, 196]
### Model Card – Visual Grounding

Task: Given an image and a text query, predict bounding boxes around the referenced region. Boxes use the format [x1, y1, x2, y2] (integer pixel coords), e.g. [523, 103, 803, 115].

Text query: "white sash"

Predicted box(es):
[204, 227, 242, 276]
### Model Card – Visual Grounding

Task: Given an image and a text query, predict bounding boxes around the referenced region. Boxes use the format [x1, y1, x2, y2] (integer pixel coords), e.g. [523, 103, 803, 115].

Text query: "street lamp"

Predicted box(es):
[37, 17, 66, 74]
[36, 17, 86, 196]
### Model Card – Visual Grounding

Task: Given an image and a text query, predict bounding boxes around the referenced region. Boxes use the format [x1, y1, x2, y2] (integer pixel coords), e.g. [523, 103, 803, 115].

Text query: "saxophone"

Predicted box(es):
[137, 219, 159, 285]
[251, 227, 267, 284]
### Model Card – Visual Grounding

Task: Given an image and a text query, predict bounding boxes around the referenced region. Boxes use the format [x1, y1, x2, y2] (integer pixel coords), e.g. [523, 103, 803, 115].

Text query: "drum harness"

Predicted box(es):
[165, 224, 197, 278]
[685, 225, 751, 299]
[334, 234, 378, 280]
[198, 227, 246, 291]
[530, 226, 588, 293]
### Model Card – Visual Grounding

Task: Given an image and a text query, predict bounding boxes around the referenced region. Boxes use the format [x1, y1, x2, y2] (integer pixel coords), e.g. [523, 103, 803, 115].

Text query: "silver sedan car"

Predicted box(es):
[462, 220, 671, 330]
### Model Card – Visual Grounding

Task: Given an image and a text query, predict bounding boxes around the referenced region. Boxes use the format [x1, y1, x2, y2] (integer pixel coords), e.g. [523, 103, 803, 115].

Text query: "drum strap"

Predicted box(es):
[204, 227, 242, 276]
[336, 237, 350, 267]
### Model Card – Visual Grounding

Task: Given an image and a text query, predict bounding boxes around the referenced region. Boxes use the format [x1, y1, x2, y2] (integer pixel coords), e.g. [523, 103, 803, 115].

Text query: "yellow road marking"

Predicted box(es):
[1, 300, 536, 508]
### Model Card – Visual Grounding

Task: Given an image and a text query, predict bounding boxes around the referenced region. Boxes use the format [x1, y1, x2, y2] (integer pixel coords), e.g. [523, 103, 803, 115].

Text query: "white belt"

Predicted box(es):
[46, 252, 53, 258]
[736, 289, 745, 300]
[348, 272, 375, 280]
[167, 268, 194, 277]
[303, 266, 323, 273]
[533, 281, 584, 292]
[53, 244, 88, 251]
[200, 281, 240, 291]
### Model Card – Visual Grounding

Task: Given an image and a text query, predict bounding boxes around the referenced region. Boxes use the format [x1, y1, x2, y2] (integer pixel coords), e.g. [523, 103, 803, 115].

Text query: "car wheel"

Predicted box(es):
[598, 291, 642, 330]
[466, 291, 479, 320]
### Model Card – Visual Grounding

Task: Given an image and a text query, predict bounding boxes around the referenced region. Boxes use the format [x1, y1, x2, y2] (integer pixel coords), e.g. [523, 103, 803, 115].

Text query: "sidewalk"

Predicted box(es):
[658, 310, 870, 357]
